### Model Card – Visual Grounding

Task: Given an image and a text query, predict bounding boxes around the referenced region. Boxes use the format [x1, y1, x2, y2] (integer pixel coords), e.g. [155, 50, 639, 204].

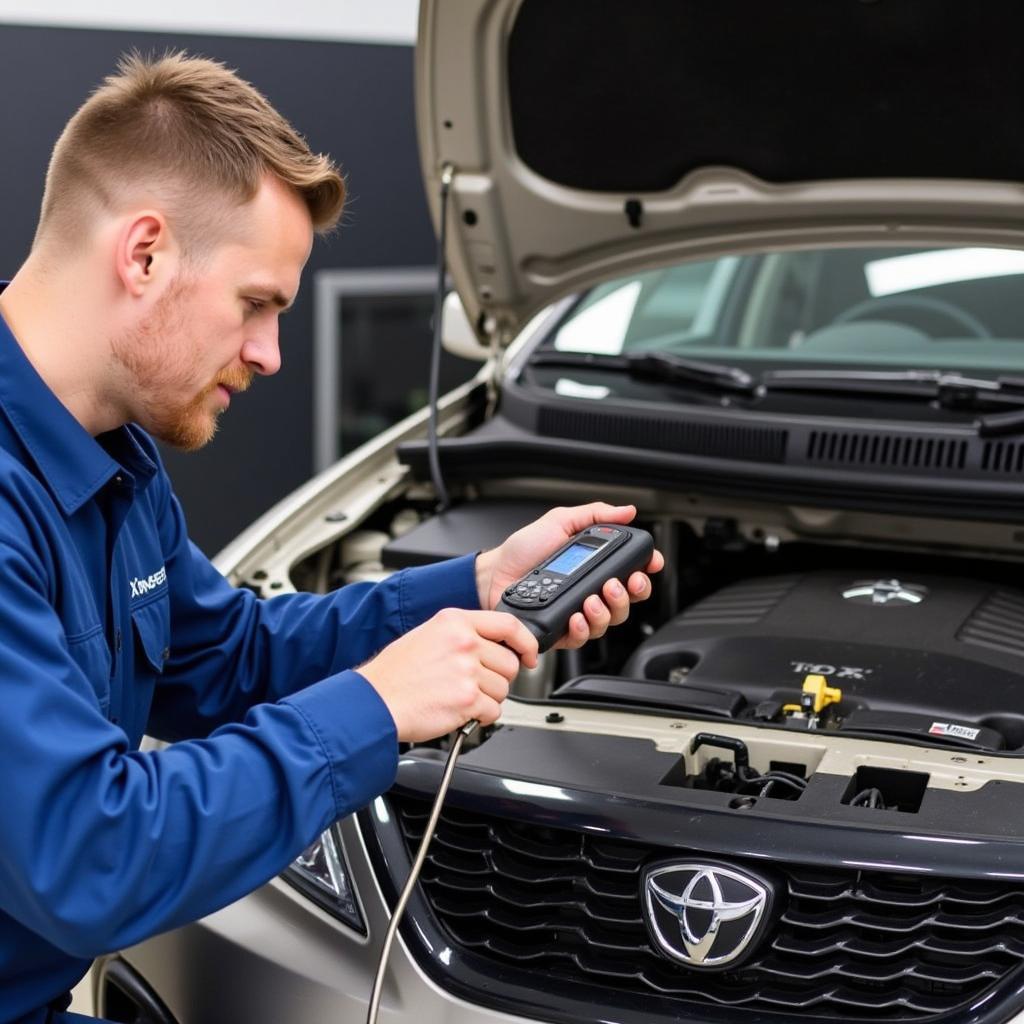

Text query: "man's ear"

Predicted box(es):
[115, 212, 173, 298]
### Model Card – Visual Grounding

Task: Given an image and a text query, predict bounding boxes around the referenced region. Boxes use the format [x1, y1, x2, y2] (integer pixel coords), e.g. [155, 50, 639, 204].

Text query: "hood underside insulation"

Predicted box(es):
[508, 0, 1024, 192]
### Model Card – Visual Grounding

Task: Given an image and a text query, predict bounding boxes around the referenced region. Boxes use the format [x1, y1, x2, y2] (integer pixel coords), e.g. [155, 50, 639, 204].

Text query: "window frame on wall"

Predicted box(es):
[312, 266, 440, 473]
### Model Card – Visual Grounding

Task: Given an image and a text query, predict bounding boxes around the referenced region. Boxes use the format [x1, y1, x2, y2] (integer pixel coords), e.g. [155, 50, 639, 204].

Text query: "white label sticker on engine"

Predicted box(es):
[929, 722, 980, 741]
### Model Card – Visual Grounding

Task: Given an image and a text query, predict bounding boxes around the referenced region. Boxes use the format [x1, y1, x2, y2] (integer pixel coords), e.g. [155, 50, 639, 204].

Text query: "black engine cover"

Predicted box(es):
[623, 571, 1024, 747]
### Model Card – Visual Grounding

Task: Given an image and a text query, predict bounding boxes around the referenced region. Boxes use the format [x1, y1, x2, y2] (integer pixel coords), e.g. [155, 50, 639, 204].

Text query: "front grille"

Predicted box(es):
[393, 796, 1024, 1020]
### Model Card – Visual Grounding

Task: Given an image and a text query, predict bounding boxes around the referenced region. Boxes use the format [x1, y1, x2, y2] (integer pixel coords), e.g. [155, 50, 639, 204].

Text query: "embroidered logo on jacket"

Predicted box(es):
[129, 566, 167, 599]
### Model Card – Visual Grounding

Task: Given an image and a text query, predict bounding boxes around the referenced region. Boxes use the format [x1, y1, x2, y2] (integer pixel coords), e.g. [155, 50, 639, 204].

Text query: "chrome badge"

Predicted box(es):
[841, 579, 927, 606]
[642, 863, 772, 968]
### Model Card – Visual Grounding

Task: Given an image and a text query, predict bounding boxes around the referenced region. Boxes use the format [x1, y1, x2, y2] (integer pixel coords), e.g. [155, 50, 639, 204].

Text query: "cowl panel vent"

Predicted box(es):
[537, 408, 787, 462]
[981, 441, 1024, 475]
[806, 431, 968, 472]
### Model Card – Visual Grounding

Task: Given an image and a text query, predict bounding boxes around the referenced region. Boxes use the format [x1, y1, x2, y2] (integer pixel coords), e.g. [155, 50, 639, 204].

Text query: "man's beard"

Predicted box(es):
[154, 362, 253, 450]
[111, 278, 253, 450]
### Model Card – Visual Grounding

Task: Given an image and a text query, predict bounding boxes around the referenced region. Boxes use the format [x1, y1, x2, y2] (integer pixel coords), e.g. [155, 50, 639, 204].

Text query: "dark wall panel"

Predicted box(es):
[0, 24, 435, 554]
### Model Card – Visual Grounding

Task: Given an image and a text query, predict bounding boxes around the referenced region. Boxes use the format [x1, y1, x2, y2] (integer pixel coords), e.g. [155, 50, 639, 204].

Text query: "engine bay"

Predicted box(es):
[282, 491, 1024, 822]
[364, 505, 1023, 725]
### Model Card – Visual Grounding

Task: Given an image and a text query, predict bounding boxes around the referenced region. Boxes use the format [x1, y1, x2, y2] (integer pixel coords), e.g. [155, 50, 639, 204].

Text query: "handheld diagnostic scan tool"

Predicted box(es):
[497, 524, 655, 651]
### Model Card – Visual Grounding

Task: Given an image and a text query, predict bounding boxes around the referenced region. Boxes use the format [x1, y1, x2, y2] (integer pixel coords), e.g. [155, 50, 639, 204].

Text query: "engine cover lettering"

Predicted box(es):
[790, 661, 872, 681]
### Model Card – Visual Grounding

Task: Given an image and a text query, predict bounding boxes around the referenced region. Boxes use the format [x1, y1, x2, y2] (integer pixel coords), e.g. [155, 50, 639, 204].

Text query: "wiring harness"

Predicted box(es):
[688, 733, 808, 801]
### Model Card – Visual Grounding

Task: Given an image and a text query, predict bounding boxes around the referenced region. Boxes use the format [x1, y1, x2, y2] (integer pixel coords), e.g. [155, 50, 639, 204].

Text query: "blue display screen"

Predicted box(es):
[546, 542, 599, 576]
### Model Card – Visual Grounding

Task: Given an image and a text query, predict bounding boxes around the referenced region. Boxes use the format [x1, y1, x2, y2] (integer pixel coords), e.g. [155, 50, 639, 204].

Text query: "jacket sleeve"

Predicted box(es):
[148, 480, 481, 741]
[0, 536, 400, 959]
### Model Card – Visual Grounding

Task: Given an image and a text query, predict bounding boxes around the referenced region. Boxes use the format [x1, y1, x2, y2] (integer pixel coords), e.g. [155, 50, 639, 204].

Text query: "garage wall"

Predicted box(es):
[0, 2, 419, 44]
[0, 13, 435, 554]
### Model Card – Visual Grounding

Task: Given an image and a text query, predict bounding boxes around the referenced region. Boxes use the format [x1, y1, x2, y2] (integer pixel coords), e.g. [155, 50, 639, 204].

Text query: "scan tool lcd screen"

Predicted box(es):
[546, 542, 600, 576]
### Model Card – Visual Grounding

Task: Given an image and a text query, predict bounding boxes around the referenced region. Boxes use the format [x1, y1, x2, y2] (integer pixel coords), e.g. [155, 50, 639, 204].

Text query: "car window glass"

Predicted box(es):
[553, 259, 736, 354]
[553, 279, 642, 353]
[544, 246, 1024, 375]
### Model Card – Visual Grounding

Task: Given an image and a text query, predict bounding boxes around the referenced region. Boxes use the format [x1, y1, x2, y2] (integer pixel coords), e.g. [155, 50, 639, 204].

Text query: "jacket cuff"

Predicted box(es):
[397, 552, 481, 633]
[283, 669, 398, 818]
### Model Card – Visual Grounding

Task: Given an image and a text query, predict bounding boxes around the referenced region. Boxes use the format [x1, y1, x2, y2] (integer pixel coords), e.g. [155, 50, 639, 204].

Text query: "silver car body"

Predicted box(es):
[89, 2, 1024, 1021]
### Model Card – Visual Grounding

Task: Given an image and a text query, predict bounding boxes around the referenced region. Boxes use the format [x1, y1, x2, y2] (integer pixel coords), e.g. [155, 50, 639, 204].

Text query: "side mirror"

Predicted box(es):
[441, 292, 488, 361]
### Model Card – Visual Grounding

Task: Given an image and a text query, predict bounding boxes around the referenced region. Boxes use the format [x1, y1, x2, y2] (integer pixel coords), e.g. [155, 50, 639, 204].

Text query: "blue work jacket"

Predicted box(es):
[0, 311, 479, 1023]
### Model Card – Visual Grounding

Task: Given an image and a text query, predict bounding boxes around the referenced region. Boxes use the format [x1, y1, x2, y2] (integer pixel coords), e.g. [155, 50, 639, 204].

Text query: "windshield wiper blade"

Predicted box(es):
[763, 368, 1024, 435]
[974, 408, 1024, 437]
[626, 351, 758, 394]
[762, 368, 952, 398]
[530, 349, 758, 395]
[765, 369, 1024, 405]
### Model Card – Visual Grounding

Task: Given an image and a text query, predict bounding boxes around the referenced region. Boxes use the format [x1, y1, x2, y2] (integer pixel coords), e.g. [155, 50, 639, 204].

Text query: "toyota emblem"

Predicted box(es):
[642, 862, 774, 969]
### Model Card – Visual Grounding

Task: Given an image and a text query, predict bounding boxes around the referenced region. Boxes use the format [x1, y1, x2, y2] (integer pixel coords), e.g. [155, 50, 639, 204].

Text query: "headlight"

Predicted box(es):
[281, 825, 364, 933]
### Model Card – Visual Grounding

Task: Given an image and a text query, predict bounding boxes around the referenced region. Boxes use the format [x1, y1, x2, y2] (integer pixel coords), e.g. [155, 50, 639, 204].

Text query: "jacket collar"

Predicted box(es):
[0, 295, 156, 515]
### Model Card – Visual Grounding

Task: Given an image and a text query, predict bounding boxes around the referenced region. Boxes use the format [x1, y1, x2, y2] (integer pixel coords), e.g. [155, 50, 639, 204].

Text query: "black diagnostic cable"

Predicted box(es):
[366, 166, 459, 1024]
[426, 163, 454, 513]
[366, 720, 476, 1024]
[363, 525, 654, 1024]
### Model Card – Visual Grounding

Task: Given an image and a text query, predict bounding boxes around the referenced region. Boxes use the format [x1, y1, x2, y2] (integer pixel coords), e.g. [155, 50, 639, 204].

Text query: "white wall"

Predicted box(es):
[0, 0, 418, 44]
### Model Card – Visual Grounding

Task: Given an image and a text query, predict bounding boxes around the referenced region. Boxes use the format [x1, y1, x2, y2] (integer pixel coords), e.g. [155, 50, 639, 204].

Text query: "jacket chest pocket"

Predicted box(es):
[131, 597, 171, 677]
[66, 626, 112, 713]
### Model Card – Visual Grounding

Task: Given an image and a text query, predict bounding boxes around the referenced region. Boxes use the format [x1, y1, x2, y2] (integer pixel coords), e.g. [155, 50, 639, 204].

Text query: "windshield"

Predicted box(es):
[545, 246, 1024, 374]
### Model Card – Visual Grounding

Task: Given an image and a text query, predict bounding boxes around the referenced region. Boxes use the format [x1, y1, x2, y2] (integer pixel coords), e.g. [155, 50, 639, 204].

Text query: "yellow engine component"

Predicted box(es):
[800, 674, 842, 713]
[783, 674, 843, 715]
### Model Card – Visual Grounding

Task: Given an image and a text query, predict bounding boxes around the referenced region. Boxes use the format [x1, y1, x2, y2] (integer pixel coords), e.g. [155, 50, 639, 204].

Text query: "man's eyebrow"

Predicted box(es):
[268, 290, 294, 313]
[248, 287, 295, 313]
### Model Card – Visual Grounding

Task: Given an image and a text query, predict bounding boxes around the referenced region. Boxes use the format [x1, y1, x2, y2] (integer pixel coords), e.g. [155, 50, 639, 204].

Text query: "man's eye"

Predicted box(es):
[245, 299, 265, 315]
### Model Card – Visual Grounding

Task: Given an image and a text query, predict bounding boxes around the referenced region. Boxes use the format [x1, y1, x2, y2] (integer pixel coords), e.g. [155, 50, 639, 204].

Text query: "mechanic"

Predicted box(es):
[0, 53, 662, 1024]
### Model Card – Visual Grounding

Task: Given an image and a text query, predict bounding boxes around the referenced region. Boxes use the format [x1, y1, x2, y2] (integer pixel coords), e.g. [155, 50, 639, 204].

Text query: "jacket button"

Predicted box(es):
[161, 647, 170, 661]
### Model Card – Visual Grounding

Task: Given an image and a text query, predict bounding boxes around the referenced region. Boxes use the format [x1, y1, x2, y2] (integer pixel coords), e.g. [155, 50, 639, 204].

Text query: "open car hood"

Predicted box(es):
[416, 0, 1024, 348]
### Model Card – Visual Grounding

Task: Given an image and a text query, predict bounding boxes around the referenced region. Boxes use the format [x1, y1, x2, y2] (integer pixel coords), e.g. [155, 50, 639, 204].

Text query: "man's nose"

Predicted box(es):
[242, 322, 281, 376]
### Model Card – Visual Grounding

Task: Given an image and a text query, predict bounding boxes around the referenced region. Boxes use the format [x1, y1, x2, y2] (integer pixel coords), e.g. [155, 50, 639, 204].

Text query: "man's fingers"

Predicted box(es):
[469, 610, 539, 666]
[480, 639, 523, 682]
[581, 592, 612, 639]
[550, 501, 636, 535]
[477, 666, 512, 705]
[362, 607, 539, 743]
[471, 693, 504, 727]
[627, 571, 652, 601]
[602, 578, 631, 626]
[552, 611, 590, 651]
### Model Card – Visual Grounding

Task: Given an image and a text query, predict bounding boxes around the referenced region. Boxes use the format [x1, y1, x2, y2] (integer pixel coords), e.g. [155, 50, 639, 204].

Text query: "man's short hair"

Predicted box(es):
[35, 51, 345, 253]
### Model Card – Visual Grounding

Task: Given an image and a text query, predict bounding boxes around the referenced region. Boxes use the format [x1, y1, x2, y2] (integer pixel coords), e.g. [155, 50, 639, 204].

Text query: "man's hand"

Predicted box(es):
[358, 609, 539, 742]
[475, 503, 665, 650]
